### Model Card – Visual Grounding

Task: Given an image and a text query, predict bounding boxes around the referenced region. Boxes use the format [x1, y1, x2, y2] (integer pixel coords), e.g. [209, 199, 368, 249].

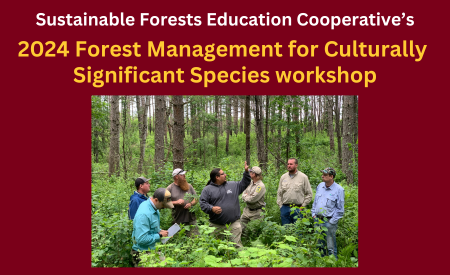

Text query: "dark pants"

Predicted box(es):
[280, 205, 303, 225]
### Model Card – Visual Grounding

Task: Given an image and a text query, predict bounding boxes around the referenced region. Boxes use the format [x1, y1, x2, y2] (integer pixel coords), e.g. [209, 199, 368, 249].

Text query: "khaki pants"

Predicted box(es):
[240, 207, 264, 235]
[180, 220, 199, 237]
[209, 220, 243, 248]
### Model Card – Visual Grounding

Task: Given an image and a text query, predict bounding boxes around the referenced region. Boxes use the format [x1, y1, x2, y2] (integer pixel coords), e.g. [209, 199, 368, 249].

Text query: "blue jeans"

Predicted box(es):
[314, 218, 338, 259]
[280, 205, 303, 225]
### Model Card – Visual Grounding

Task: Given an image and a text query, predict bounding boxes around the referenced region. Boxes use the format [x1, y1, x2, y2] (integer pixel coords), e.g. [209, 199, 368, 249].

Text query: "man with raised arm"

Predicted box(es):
[200, 161, 250, 248]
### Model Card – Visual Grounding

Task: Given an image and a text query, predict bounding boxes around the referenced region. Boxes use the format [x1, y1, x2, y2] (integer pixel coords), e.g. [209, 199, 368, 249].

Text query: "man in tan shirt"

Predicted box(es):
[240, 166, 266, 236]
[276, 158, 313, 225]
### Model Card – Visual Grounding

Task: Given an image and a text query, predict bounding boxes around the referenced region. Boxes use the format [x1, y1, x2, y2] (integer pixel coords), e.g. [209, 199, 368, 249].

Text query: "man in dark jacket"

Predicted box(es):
[128, 177, 150, 220]
[200, 161, 250, 248]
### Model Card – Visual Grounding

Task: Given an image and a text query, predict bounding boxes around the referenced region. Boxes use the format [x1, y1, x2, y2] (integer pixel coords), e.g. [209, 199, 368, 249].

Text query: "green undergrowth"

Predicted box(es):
[91, 131, 358, 267]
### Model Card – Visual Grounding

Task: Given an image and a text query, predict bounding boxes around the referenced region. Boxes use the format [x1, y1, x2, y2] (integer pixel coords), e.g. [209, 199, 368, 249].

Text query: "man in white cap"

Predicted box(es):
[166, 168, 198, 237]
[128, 177, 150, 220]
[240, 166, 266, 236]
[131, 188, 174, 266]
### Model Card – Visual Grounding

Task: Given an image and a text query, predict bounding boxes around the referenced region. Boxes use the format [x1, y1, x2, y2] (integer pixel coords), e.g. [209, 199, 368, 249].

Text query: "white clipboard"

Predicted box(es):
[161, 223, 180, 244]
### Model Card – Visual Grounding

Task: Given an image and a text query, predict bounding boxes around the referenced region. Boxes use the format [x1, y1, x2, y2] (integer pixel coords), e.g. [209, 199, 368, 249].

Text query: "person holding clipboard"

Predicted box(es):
[131, 188, 174, 267]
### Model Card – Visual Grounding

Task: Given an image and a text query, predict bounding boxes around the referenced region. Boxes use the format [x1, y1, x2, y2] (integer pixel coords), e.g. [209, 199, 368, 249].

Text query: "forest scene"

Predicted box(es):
[91, 95, 359, 267]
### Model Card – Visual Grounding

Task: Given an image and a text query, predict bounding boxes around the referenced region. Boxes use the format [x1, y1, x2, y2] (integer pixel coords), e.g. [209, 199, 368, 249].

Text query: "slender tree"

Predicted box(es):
[245, 96, 251, 165]
[225, 97, 231, 154]
[342, 95, 354, 185]
[172, 96, 185, 169]
[327, 96, 335, 153]
[254, 95, 266, 170]
[240, 97, 244, 132]
[136, 96, 149, 174]
[334, 95, 342, 166]
[121, 96, 129, 177]
[233, 96, 239, 135]
[154, 96, 165, 171]
[108, 96, 120, 177]
[285, 96, 292, 163]
[353, 95, 359, 154]
[264, 96, 269, 170]
[214, 96, 219, 157]
[293, 96, 301, 158]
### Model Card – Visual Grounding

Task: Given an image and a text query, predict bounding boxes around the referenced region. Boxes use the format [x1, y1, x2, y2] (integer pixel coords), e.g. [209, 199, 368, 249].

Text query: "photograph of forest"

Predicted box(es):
[91, 95, 359, 267]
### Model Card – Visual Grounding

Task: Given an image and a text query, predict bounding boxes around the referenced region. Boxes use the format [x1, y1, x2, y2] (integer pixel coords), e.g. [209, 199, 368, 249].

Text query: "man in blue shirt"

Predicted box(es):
[311, 167, 345, 259]
[128, 177, 150, 220]
[131, 188, 174, 266]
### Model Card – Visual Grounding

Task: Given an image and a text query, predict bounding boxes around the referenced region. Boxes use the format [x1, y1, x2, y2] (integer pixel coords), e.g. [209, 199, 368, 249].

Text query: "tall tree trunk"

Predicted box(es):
[318, 96, 322, 132]
[136, 96, 149, 174]
[335, 95, 342, 166]
[342, 96, 354, 185]
[121, 96, 128, 178]
[312, 96, 317, 137]
[127, 96, 132, 129]
[109, 96, 120, 177]
[255, 96, 266, 170]
[285, 96, 291, 163]
[304, 96, 309, 133]
[240, 98, 244, 132]
[233, 96, 239, 134]
[353, 95, 358, 154]
[225, 97, 231, 154]
[166, 97, 173, 160]
[277, 98, 282, 168]
[245, 96, 251, 165]
[293, 96, 301, 158]
[264, 96, 269, 170]
[327, 96, 335, 153]
[152, 96, 156, 135]
[214, 96, 219, 157]
[172, 96, 185, 169]
[154, 96, 165, 172]
[149, 96, 152, 134]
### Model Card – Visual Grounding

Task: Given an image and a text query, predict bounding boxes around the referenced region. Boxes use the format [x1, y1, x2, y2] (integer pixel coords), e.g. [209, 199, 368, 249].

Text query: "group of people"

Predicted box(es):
[128, 158, 345, 266]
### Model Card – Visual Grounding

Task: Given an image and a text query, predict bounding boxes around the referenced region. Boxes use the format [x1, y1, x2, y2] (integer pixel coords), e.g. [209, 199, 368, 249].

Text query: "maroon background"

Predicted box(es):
[2, 0, 447, 272]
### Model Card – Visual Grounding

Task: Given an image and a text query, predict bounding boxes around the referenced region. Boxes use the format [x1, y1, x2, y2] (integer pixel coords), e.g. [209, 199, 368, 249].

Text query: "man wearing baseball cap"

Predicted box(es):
[128, 177, 151, 220]
[311, 167, 345, 259]
[167, 168, 199, 237]
[131, 188, 174, 266]
[240, 166, 266, 238]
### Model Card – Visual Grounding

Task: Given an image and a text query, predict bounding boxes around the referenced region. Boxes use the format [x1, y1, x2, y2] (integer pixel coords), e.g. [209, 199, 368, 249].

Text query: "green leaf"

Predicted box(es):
[230, 258, 242, 265]
[273, 258, 293, 267]
[204, 255, 222, 266]
[285, 235, 297, 242]
[278, 244, 293, 251]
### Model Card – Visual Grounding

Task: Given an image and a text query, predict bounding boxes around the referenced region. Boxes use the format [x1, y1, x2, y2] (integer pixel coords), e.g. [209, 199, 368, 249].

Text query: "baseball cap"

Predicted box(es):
[172, 168, 186, 177]
[320, 167, 336, 177]
[135, 177, 150, 187]
[163, 189, 174, 208]
[249, 166, 262, 175]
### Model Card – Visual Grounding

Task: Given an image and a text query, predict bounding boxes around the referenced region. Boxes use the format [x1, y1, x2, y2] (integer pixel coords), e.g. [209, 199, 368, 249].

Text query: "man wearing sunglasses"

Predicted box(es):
[167, 168, 198, 237]
[311, 167, 345, 259]
[200, 161, 250, 248]
[131, 188, 174, 266]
